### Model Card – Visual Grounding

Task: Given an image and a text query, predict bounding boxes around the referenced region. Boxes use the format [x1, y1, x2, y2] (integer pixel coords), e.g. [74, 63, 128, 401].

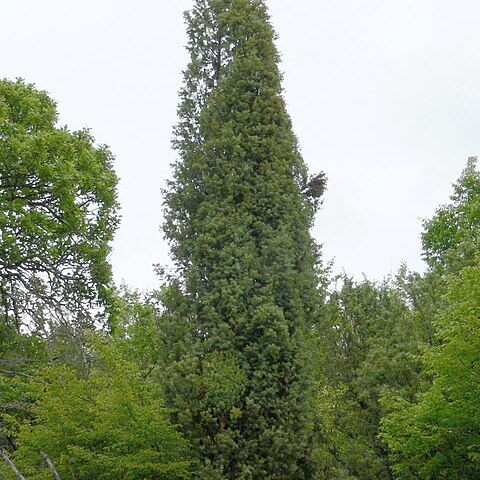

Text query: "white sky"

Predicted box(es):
[2, 0, 480, 291]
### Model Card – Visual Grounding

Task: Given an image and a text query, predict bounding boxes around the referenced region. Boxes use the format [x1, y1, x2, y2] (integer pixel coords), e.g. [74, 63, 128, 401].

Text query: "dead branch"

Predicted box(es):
[40, 451, 62, 480]
[0, 449, 26, 480]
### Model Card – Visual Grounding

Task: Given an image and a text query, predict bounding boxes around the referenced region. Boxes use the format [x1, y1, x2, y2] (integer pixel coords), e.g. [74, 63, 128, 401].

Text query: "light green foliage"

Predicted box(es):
[0, 78, 120, 461]
[394, 266, 443, 348]
[163, 1, 323, 478]
[0, 78, 119, 331]
[113, 286, 166, 371]
[381, 158, 480, 479]
[0, 328, 46, 452]
[381, 263, 480, 479]
[1, 14, 478, 480]
[0, 339, 192, 480]
[422, 156, 480, 274]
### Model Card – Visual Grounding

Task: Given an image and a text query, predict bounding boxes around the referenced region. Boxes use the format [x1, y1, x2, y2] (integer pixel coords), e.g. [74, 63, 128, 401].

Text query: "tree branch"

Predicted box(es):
[40, 451, 62, 480]
[0, 449, 26, 480]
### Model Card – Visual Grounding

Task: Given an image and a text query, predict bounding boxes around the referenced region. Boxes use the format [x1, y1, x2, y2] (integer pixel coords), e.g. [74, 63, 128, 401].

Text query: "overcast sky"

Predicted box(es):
[3, 0, 480, 291]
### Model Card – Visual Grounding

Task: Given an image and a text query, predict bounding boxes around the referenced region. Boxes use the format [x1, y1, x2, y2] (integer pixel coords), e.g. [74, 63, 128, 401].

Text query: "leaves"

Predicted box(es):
[381, 159, 480, 480]
[2, 338, 192, 480]
[0, 78, 119, 332]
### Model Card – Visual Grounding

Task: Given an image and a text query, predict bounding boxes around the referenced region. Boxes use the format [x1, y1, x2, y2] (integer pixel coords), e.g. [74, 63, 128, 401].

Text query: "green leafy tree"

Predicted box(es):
[112, 287, 163, 365]
[422, 156, 480, 274]
[0, 78, 119, 332]
[162, 1, 323, 478]
[0, 338, 192, 480]
[0, 328, 46, 453]
[311, 277, 424, 479]
[0, 78, 119, 462]
[381, 263, 480, 479]
[381, 158, 480, 479]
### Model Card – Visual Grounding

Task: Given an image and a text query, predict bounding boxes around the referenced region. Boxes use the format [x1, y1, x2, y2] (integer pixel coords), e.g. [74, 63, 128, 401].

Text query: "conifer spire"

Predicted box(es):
[163, 1, 323, 477]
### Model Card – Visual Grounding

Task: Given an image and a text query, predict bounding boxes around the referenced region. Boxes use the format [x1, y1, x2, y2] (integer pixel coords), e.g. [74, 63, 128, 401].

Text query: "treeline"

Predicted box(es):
[1, 1, 479, 479]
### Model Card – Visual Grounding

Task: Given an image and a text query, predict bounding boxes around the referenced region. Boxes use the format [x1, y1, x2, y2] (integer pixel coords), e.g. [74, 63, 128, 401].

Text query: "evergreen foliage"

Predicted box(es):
[162, 1, 322, 478]
[1, 9, 479, 480]
[312, 277, 426, 479]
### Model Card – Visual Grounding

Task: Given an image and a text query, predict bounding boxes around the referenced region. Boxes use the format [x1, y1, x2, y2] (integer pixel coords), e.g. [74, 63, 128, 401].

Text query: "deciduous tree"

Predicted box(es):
[1, 338, 192, 480]
[0, 79, 119, 333]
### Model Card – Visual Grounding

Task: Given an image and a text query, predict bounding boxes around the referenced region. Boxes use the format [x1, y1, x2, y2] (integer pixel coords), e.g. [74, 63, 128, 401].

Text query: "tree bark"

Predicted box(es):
[41, 451, 62, 480]
[0, 449, 26, 480]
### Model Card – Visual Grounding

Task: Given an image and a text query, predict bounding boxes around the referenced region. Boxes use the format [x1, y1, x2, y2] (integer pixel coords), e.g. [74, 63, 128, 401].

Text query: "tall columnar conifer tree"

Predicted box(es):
[163, 1, 323, 478]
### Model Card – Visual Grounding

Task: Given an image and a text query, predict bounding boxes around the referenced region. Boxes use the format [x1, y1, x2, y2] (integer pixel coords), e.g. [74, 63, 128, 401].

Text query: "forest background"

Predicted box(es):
[1, 1, 480, 480]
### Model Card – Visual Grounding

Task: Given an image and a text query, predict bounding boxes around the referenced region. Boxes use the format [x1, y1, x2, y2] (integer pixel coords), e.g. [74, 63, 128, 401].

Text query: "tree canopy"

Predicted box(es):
[1, 337, 193, 480]
[381, 158, 480, 479]
[0, 78, 119, 333]
[1, 4, 479, 480]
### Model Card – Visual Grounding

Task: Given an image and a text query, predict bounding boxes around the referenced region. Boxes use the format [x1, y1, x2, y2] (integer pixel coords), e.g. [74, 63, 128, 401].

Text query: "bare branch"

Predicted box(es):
[40, 451, 62, 480]
[0, 449, 26, 480]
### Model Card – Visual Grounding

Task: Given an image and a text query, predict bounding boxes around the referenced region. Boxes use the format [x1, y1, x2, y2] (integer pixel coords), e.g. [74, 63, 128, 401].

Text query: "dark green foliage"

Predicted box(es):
[311, 277, 425, 479]
[163, 1, 322, 478]
[0, 78, 119, 332]
[1, 14, 478, 480]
